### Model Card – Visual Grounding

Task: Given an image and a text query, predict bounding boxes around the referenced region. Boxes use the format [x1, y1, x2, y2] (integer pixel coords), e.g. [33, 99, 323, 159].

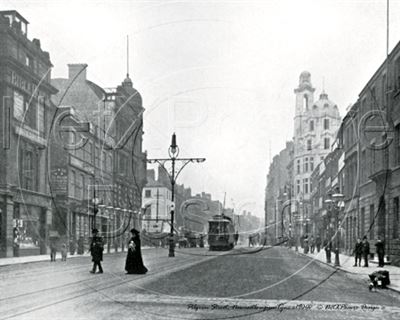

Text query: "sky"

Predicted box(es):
[3, 0, 400, 219]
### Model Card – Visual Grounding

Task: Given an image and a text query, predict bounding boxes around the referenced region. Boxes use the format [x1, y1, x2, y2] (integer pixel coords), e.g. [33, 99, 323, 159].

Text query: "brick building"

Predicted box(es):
[0, 11, 58, 257]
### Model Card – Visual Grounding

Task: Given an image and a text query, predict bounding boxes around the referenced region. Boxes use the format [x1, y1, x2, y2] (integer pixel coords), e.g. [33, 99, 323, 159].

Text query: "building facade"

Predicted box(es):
[0, 11, 58, 257]
[51, 64, 146, 252]
[264, 141, 293, 245]
[291, 71, 341, 237]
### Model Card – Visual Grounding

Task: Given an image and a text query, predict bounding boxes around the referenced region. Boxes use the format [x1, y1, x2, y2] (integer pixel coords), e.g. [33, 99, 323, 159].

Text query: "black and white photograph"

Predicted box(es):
[0, 0, 400, 319]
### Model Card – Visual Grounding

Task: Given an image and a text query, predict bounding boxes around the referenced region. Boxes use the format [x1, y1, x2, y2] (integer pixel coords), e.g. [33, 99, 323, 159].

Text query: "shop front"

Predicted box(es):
[13, 203, 48, 257]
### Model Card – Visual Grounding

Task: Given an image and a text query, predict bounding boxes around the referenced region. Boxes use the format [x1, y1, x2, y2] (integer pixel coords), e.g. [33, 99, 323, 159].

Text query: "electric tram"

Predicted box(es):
[208, 214, 235, 250]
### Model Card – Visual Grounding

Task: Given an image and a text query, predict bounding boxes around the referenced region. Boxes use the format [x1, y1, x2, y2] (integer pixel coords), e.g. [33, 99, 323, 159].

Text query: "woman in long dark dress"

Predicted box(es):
[125, 229, 148, 274]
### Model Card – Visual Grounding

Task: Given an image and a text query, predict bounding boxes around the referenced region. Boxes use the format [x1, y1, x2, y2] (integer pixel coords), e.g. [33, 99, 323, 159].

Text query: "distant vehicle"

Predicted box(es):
[208, 215, 235, 250]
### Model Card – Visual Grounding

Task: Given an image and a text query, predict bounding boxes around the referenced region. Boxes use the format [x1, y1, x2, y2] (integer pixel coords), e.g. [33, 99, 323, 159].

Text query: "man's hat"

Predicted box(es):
[92, 228, 99, 233]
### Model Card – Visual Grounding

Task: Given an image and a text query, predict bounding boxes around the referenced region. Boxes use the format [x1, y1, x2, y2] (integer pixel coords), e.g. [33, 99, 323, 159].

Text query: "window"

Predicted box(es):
[394, 197, 399, 239]
[361, 150, 366, 182]
[21, 150, 35, 190]
[324, 138, 330, 150]
[310, 157, 314, 171]
[370, 204, 375, 239]
[307, 139, 312, 151]
[69, 170, 76, 198]
[396, 57, 400, 89]
[303, 178, 309, 194]
[297, 160, 301, 174]
[303, 95, 309, 110]
[145, 190, 151, 198]
[37, 97, 45, 135]
[304, 157, 308, 172]
[361, 207, 365, 238]
[324, 118, 330, 130]
[78, 174, 84, 199]
[83, 142, 91, 163]
[309, 120, 314, 131]
[95, 146, 100, 167]
[382, 74, 387, 106]
[296, 180, 300, 195]
[396, 124, 400, 165]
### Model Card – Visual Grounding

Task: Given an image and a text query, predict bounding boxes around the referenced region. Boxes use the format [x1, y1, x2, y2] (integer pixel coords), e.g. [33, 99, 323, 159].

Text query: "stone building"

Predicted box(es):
[0, 11, 58, 257]
[291, 71, 341, 237]
[51, 64, 147, 251]
[264, 141, 293, 245]
[338, 40, 400, 264]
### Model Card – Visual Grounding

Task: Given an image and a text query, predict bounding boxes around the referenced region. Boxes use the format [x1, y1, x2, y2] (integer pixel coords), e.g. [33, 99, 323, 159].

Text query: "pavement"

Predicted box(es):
[0, 246, 153, 267]
[289, 246, 400, 293]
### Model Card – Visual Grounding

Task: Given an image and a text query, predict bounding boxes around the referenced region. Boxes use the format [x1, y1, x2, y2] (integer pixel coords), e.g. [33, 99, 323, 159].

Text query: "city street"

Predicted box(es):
[1, 246, 399, 320]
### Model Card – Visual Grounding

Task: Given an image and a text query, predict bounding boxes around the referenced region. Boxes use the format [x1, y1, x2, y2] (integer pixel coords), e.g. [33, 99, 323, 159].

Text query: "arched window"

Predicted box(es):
[303, 95, 309, 110]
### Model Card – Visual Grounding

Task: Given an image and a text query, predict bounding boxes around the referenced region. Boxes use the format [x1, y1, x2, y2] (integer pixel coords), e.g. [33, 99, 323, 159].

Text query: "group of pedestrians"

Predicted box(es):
[302, 235, 322, 254]
[89, 228, 148, 275]
[353, 236, 385, 267]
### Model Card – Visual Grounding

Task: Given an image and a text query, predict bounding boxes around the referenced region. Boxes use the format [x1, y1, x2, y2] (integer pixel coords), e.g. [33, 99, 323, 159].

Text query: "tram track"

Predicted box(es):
[0, 251, 218, 320]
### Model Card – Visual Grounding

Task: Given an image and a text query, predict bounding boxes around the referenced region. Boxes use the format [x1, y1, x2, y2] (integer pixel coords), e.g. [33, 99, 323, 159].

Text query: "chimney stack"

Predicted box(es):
[68, 64, 88, 83]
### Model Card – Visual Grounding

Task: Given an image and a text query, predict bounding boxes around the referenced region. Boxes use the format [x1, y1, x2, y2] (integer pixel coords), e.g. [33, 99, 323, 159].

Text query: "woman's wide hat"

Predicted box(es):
[130, 228, 140, 235]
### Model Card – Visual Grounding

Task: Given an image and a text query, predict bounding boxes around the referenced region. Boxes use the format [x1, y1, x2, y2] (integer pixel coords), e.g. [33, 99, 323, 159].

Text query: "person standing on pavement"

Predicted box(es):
[375, 237, 385, 267]
[316, 236, 322, 253]
[362, 236, 370, 267]
[89, 229, 104, 274]
[303, 236, 309, 254]
[324, 238, 332, 263]
[310, 236, 315, 254]
[353, 238, 362, 267]
[50, 239, 57, 262]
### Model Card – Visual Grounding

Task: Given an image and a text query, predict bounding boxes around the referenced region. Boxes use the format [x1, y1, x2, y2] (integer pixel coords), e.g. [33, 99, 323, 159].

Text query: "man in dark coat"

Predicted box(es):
[375, 238, 385, 267]
[90, 229, 104, 274]
[362, 236, 370, 267]
[309, 236, 315, 253]
[353, 238, 362, 267]
[324, 238, 332, 263]
[315, 236, 322, 253]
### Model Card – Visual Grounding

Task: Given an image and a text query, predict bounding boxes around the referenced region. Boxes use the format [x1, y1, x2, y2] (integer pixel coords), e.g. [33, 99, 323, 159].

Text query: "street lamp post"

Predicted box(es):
[92, 188, 100, 230]
[324, 191, 344, 267]
[147, 133, 205, 257]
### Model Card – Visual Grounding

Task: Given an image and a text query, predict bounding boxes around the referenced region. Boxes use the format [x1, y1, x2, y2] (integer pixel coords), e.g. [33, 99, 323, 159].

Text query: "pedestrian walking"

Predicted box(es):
[61, 243, 68, 261]
[125, 228, 148, 274]
[324, 239, 332, 263]
[375, 237, 385, 267]
[353, 238, 362, 267]
[362, 236, 370, 267]
[316, 236, 321, 253]
[310, 236, 315, 253]
[50, 240, 57, 262]
[303, 236, 309, 254]
[234, 231, 239, 245]
[89, 229, 104, 274]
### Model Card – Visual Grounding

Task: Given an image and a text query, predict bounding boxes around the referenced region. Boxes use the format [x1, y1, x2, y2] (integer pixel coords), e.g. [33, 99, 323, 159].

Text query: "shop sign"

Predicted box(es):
[51, 168, 68, 193]
[10, 70, 35, 95]
[15, 125, 47, 146]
